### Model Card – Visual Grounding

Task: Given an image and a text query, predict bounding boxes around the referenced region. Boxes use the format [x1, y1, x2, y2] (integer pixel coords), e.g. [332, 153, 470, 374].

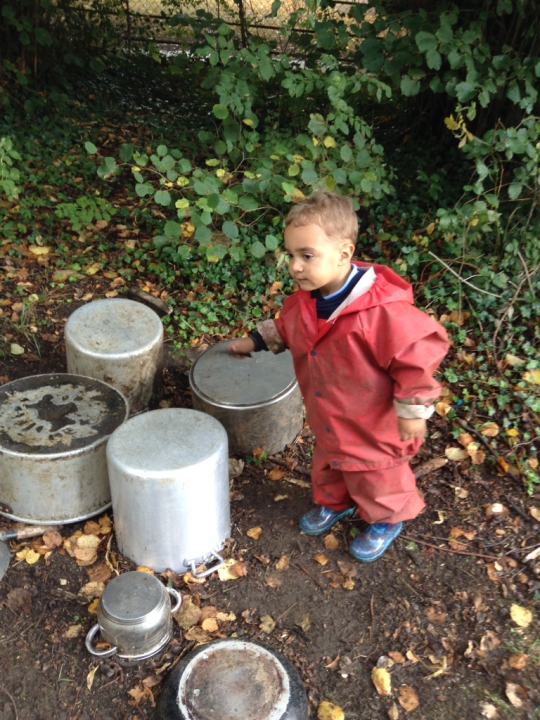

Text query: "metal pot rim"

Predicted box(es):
[189, 366, 299, 409]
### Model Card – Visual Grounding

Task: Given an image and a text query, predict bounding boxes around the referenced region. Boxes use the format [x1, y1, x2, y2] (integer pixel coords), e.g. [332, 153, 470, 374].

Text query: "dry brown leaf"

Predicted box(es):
[398, 686, 420, 712]
[274, 494, 288, 502]
[372, 667, 392, 696]
[324, 534, 339, 551]
[406, 650, 420, 664]
[388, 651, 406, 664]
[269, 281, 283, 295]
[427, 607, 447, 625]
[276, 555, 290, 572]
[317, 700, 345, 720]
[314, 554, 329, 566]
[435, 401, 452, 417]
[173, 597, 201, 629]
[88, 598, 100, 615]
[230, 490, 245, 502]
[299, 614, 311, 632]
[388, 704, 400, 720]
[480, 631, 501, 653]
[87, 664, 100, 691]
[229, 560, 248, 578]
[510, 603, 533, 628]
[259, 615, 276, 634]
[63, 625, 83, 639]
[254, 554, 271, 565]
[326, 654, 341, 672]
[77, 534, 101, 549]
[142, 675, 161, 689]
[269, 467, 286, 481]
[529, 506, 540, 522]
[201, 618, 219, 633]
[480, 703, 499, 719]
[6, 587, 32, 615]
[505, 682, 527, 708]
[480, 422, 500, 437]
[265, 572, 283, 588]
[247, 526, 263, 540]
[342, 578, 355, 591]
[74, 546, 98, 567]
[485, 503, 509, 520]
[199, 606, 218, 622]
[84, 521, 101, 535]
[87, 564, 112, 583]
[228, 458, 245, 478]
[413, 457, 448, 479]
[458, 433, 474, 448]
[98, 515, 113, 533]
[508, 653, 528, 670]
[42, 529, 63, 549]
[337, 560, 357, 579]
[184, 626, 212, 644]
[128, 684, 152, 704]
[216, 611, 236, 622]
[79, 581, 105, 598]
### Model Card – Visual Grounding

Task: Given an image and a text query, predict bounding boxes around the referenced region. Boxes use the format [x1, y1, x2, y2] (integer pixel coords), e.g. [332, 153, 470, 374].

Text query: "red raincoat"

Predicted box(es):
[259, 262, 448, 522]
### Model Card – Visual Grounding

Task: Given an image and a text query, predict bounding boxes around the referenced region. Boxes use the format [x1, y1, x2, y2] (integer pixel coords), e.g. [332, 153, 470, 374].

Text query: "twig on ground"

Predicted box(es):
[369, 595, 375, 643]
[0, 684, 18, 720]
[277, 602, 297, 622]
[427, 251, 502, 298]
[396, 575, 422, 597]
[295, 563, 324, 589]
[268, 456, 311, 476]
[455, 417, 521, 480]
[400, 534, 502, 561]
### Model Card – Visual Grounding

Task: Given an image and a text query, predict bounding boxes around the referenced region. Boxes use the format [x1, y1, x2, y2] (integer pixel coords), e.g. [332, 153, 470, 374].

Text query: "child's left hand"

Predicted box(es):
[398, 417, 426, 441]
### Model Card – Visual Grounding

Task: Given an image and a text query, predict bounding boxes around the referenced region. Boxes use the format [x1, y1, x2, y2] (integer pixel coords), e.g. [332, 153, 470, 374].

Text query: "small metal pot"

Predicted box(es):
[85, 571, 182, 662]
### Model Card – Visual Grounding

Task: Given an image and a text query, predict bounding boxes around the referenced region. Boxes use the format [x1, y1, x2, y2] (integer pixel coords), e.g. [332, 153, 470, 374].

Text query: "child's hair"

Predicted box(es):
[285, 191, 358, 244]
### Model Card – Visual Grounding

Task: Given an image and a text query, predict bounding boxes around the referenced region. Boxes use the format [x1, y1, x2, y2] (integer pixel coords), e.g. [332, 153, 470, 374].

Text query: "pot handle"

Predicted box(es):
[166, 587, 182, 614]
[188, 550, 226, 579]
[85, 624, 118, 658]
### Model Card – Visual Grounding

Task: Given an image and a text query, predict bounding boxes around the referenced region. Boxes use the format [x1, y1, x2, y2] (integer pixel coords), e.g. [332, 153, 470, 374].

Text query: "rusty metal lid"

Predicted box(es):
[190, 341, 297, 408]
[0, 374, 128, 456]
[177, 640, 291, 720]
[100, 571, 165, 625]
[65, 298, 163, 357]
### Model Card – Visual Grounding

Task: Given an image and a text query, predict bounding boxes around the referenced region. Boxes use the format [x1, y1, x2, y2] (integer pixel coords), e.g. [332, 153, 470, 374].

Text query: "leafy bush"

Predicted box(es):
[0, 137, 21, 200]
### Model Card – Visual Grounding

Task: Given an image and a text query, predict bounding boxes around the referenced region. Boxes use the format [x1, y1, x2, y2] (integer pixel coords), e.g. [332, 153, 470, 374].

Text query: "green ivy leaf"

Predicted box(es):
[508, 183, 522, 200]
[178, 159, 192, 174]
[213, 104, 229, 120]
[153, 235, 170, 249]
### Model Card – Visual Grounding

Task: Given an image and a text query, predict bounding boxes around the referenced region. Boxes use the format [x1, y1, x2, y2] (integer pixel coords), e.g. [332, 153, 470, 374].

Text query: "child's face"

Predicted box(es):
[284, 222, 355, 296]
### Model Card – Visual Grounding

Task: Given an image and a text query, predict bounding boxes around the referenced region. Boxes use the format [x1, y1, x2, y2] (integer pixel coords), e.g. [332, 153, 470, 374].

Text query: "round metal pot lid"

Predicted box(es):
[0, 374, 128, 456]
[107, 408, 227, 474]
[100, 571, 166, 625]
[177, 640, 291, 720]
[190, 340, 297, 408]
[65, 298, 163, 357]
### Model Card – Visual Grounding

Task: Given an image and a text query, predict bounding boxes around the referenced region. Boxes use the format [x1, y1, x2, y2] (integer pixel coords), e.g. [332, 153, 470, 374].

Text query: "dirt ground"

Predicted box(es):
[1, 299, 539, 720]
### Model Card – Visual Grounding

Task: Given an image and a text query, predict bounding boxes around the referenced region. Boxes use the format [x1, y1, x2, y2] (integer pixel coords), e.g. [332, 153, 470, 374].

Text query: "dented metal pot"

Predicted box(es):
[0, 374, 128, 525]
[86, 571, 182, 662]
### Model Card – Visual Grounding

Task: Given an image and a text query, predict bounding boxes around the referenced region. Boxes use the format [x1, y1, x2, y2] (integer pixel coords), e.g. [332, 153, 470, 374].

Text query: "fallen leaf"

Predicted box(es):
[95, 220, 108, 230]
[427, 607, 447, 624]
[317, 700, 345, 720]
[435, 401, 452, 417]
[509, 653, 528, 670]
[184, 570, 207, 585]
[342, 578, 355, 590]
[229, 560, 248, 578]
[42, 529, 63, 549]
[88, 599, 100, 614]
[505, 354, 526, 367]
[505, 682, 527, 708]
[454, 486, 469, 499]
[247, 526, 263, 540]
[398, 685, 420, 712]
[184, 626, 212, 644]
[265, 572, 283, 588]
[269, 467, 286, 481]
[314, 554, 329, 566]
[77, 534, 101, 548]
[142, 675, 161, 689]
[274, 494, 288, 502]
[486, 503, 509, 520]
[480, 702, 499, 719]
[433, 510, 446, 524]
[128, 684, 151, 704]
[510, 603, 533, 628]
[230, 491, 245, 502]
[15, 547, 40, 564]
[201, 618, 219, 633]
[276, 555, 290, 572]
[269, 281, 283, 295]
[486, 563, 503, 583]
[445, 447, 468, 461]
[29, 245, 50, 255]
[406, 649, 420, 663]
[86, 262, 102, 276]
[87, 664, 100, 691]
[523, 369, 540, 385]
[254, 554, 271, 565]
[173, 597, 201, 629]
[216, 611, 236, 622]
[105, 290, 118, 299]
[136, 566, 155, 575]
[252, 448, 266, 460]
[299, 614, 311, 632]
[10, 343, 25, 355]
[74, 547, 98, 567]
[260, 614, 276, 634]
[87, 564, 112, 583]
[199, 606, 218, 623]
[6, 587, 33, 615]
[337, 560, 357, 579]
[413, 457, 448, 479]
[388, 651, 405, 664]
[529, 506, 540, 522]
[41, 334, 60, 343]
[324, 534, 339, 551]
[80, 581, 106, 599]
[372, 667, 392, 696]
[63, 625, 83, 639]
[388, 703, 400, 720]
[99, 515, 113, 533]
[449, 310, 470, 325]
[325, 653, 341, 670]
[217, 558, 246, 582]
[458, 433, 474, 448]
[480, 422, 500, 437]
[229, 458, 245, 478]
[480, 630, 501, 653]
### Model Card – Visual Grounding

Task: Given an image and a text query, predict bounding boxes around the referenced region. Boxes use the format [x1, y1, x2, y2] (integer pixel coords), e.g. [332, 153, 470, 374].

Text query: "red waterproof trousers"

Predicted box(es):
[311, 445, 425, 524]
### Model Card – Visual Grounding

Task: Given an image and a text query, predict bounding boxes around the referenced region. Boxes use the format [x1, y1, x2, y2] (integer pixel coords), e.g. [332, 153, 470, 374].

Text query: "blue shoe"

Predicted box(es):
[299, 506, 356, 536]
[349, 522, 403, 562]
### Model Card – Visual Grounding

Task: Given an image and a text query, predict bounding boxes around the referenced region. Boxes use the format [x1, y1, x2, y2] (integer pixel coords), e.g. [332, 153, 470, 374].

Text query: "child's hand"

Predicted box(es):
[228, 337, 256, 359]
[398, 417, 426, 441]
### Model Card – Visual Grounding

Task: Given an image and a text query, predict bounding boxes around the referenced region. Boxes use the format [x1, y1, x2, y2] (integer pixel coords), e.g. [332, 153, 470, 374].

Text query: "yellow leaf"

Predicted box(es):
[444, 115, 460, 131]
[510, 604, 533, 628]
[291, 188, 306, 203]
[217, 558, 242, 582]
[323, 136, 336, 149]
[480, 422, 500, 437]
[371, 667, 392, 696]
[87, 664, 100, 691]
[523, 370, 540, 385]
[314, 554, 329, 566]
[259, 614, 276, 634]
[29, 245, 50, 255]
[426, 222, 436, 235]
[317, 700, 345, 720]
[88, 598, 100, 615]
[505, 354, 526, 367]
[398, 686, 420, 712]
[125, 239, 136, 250]
[507, 428, 519, 438]
[17, 547, 41, 564]
[243, 118, 254, 126]
[85, 262, 102, 276]
[445, 447, 468, 461]
[136, 566, 155, 574]
[247, 526, 263, 540]
[77, 534, 101, 548]
[79, 581, 105, 598]
[435, 401, 452, 417]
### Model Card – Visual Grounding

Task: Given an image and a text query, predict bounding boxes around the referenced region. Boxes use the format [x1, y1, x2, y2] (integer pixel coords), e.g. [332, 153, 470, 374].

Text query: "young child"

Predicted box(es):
[229, 191, 448, 563]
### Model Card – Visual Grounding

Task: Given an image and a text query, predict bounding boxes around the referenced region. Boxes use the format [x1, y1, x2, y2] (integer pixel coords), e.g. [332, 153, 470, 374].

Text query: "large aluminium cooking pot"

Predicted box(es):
[0, 373, 128, 525]
[106, 408, 230, 576]
[85, 571, 182, 662]
[189, 341, 304, 456]
[156, 638, 309, 720]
